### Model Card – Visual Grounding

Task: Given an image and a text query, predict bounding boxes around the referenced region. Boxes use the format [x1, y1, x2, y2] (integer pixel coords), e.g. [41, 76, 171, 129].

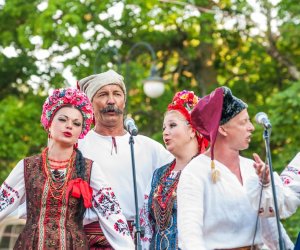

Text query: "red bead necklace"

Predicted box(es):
[152, 160, 181, 230]
[47, 162, 69, 170]
[47, 152, 74, 169]
[42, 148, 75, 200]
[48, 158, 70, 163]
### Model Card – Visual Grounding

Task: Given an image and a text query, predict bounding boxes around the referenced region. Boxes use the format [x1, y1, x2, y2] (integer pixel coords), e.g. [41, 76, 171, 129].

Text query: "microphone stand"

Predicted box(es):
[128, 134, 142, 250]
[263, 128, 285, 250]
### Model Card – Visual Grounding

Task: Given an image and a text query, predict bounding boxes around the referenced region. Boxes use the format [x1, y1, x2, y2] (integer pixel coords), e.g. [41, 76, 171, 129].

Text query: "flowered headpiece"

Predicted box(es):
[167, 90, 208, 153]
[41, 88, 93, 139]
[167, 90, 199, 124]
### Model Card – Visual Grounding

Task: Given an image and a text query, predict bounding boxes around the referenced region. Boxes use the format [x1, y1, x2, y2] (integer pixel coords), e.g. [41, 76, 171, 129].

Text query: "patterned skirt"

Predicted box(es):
[84, 220, 134, 249]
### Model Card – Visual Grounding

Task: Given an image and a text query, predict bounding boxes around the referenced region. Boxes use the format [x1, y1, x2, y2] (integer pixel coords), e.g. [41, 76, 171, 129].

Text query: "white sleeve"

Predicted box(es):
[139, 178, 154, 250]
[281, 153, 300, 198]
[0, 160, 26, 221]
[18, 201, 27, 219]
[260, 217, 294, 250]
[149, 139, 174, 171]
[246, 172, 300, 218]
[88, 162, 135, 250]
[177, 167, 207, 250]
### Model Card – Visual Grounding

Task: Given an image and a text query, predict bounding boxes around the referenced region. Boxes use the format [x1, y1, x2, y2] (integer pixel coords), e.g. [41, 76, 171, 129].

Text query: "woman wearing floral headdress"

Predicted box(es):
[140, 90, 208, 249]
[0, 88, 134, 249]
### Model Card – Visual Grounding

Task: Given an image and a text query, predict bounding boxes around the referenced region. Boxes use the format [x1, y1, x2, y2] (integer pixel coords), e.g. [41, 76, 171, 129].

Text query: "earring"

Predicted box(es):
[47, 133, 51, 146]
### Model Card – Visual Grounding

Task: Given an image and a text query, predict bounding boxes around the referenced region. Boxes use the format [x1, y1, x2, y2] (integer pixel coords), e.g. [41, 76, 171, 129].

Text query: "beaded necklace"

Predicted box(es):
[48, 156, 71, 169]
[48, 158, 69, 170]
[42, 148, 76, 200]
[152, 160, 181, 231]
[152, 154, 199, 231]
[48, 158, 70, 163]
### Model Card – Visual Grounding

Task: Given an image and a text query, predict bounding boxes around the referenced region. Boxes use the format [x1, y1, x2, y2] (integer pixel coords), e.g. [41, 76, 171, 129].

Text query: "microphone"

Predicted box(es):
[124, 118, 139, 136]
[255, 112, 272, 129]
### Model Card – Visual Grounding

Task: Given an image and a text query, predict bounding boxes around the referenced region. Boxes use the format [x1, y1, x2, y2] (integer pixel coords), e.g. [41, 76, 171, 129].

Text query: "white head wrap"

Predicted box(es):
[78, 69, 126, 101]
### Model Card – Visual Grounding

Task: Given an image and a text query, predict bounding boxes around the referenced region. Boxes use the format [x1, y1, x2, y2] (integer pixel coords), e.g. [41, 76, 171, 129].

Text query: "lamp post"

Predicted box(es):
[125, 41, 165, 99]
[124, 42, 165, 249]
[94, 42, 165, 99]
[93, 43, 164, 249]
[93, 46, 121, 74]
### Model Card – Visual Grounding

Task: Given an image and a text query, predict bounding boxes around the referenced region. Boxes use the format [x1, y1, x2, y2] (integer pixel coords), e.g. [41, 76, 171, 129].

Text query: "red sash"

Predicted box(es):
[84, 220, 134, 249]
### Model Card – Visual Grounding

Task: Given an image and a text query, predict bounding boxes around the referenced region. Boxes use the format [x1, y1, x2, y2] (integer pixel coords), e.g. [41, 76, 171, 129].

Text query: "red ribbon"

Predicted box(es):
[66, 178, 93, 208]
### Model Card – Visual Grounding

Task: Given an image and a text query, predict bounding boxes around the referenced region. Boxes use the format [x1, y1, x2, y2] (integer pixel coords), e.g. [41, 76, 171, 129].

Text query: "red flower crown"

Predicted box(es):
[167, 90, 208, 153]
[41, 88, 93, 139]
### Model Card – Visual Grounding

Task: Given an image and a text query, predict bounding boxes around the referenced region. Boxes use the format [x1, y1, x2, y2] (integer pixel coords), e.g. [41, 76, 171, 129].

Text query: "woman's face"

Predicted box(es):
[49, 106, 83, 147]
[162, 110, 194, 156]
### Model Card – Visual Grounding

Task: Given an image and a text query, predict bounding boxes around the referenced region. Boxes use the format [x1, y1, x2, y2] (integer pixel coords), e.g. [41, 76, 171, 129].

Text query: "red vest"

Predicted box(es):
[14, 154, 92, 250]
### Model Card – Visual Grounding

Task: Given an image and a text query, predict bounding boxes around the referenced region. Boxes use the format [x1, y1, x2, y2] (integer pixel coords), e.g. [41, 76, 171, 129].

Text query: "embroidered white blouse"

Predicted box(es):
[0, 159, 135, 250]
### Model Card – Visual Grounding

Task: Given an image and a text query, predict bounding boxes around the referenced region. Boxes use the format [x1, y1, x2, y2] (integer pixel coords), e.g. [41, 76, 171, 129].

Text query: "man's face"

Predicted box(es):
[92, 84, 126, 127]
[221, 109, 255, 151]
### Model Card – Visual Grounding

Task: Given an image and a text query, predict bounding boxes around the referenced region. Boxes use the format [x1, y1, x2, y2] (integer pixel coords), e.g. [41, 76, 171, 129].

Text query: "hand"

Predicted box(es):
[253, 153, 270, 186]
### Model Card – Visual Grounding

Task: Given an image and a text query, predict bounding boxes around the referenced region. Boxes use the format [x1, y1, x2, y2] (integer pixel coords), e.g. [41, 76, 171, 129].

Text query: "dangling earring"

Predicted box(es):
[47, 132, 51, 146]
[73, 142, 78, 149]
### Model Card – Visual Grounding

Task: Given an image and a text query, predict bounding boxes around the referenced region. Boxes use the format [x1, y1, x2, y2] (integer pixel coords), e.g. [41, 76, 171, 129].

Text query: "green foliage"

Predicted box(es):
[0, 92, 46, 182]
[283, 209, 300, 242]
[253, 82, 300, 171]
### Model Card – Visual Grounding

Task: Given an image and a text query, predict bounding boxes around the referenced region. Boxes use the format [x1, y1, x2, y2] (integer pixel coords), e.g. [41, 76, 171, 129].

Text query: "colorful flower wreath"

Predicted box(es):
[41, 88, 93, 139]
[167, 90, 208, 153]
[167, 90, 199, 124]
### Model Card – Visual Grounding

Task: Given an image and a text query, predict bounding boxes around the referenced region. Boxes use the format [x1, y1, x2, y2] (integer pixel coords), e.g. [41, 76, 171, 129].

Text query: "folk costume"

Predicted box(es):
[177, 87, 294, 250]
[0, 88, 134, 249]
[77, 70, 173, 249]
[140, 91, 208, 250]
[177, 154, 293, 250]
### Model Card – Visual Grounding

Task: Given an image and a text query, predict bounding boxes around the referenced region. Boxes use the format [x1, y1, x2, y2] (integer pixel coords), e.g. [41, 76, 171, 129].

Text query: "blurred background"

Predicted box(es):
[0, 0, 299, 241]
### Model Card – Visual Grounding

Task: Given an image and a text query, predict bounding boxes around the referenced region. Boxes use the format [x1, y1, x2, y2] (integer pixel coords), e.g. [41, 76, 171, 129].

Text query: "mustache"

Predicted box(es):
[100, 105, 123, 114]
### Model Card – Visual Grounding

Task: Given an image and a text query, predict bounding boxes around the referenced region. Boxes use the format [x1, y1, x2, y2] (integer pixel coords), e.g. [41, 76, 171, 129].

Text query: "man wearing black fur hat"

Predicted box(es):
[177, 86, 294, 250]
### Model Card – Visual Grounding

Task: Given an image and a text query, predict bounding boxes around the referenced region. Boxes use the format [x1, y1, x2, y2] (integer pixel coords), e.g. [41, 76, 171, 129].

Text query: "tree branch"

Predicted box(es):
[263, 1, 300, 81]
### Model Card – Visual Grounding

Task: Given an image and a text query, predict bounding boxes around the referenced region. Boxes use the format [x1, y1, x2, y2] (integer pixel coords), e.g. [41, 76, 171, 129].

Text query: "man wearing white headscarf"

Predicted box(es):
[77, 69, 173, 249]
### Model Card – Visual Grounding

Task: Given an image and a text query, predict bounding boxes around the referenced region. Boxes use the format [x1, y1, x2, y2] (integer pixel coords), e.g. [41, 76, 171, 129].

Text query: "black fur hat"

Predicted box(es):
[220, 87, 247, 125]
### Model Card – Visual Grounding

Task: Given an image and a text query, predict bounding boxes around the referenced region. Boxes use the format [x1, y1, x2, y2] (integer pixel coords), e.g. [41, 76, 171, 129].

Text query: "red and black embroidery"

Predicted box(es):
[0, 182, 19, 211]
[114, 219, 130, 236]
[281, 165, 300, 185]
[93, 187, 121, 219]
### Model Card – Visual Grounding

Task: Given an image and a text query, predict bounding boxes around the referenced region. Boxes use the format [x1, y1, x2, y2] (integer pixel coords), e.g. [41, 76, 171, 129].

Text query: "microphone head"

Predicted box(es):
[124, 117, 134, 127]
[255, 112, 268, 124]
[255, 112, 272, 129]
[124, 117, 138, 136]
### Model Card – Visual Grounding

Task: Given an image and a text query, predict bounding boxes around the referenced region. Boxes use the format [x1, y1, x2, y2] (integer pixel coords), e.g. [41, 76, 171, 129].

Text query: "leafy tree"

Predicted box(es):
[0, 91, 46, 182]
[0, 0, 299, 240]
